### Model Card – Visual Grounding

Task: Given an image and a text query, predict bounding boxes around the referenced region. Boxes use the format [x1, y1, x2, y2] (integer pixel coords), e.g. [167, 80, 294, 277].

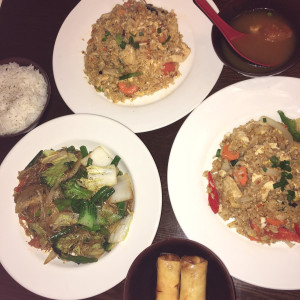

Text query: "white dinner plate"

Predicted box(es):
[168, 76, 300, 290]
[0, 114, 162, 300]
[52, 0, 223, 133]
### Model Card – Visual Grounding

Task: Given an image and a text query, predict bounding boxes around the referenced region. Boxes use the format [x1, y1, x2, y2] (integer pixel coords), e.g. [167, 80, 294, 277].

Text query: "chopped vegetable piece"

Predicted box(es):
[54, 198, 72, 212]
[264, 227, 300, 242]
[111, 155, 121, 166]
[118, 82, 139, 95]
[60, 178, 93, 200]
[91, 186, 115, 206]
[207, 172, 219, 213]
[80, 145, 88, 158]
[278, 110, 300, 142]
[266, 217, 287, 226]
[102, 30, 111, 41]
[77, 200, 97, 228]
[221, 143, 240, 161]
[119, 72, 142, 81]
[233, 165, 248, 186]
[162, 62, 175, 75]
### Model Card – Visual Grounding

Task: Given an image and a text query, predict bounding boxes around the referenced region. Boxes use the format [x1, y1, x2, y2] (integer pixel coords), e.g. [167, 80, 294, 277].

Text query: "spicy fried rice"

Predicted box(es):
[83, 0, 190, 103]
[204, 114, 300, 245]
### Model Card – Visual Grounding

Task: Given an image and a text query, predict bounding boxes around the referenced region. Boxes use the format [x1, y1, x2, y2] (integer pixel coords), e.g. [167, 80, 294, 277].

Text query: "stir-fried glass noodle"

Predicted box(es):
[14, 145, 134, 264]
[84, 0, 190, 103]
[203, 111, 300, 245]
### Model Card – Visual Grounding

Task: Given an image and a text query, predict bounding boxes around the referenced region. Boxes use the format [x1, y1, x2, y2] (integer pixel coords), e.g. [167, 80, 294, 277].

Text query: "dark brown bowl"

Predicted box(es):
[0, 57, 51, 138]
[123, 238, 235, 300]
[210, 0, 300, 77]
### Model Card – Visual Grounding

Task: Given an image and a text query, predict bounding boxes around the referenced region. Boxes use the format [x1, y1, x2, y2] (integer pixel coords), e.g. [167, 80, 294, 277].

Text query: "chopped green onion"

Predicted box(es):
[115, 33, 123, 44]
[111, 155, 121, 166]
[87, 157, 93, 167]
[279, 160, 291, 172]
[139, 31, 144, 36]
[129, 32, 136, 37]
[120, 41, 126, 49]
[97, 86, 104, 92]
[129, 36, 134, 44]
[133, 41, 140, 49]
[270, 156, 279, 168]
[157, 27, 162, 33]
[262, 167, 267, 172]
[80, 145, 88, 158]
[119, 72, 142, 80]
[262, 117, 267, 123]
[216, 149, 221, 157]
[230, 159, 238, 166]
[287, 190, 295, 201]
[102, 30, 111, 42]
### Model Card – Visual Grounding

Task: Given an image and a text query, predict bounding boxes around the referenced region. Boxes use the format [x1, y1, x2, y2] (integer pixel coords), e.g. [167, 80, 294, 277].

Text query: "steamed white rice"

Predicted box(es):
[0, 62, 47, 136]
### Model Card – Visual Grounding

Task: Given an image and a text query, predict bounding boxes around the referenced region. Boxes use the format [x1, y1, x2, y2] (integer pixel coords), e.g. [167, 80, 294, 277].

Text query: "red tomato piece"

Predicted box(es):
[162, 62, 176, 75]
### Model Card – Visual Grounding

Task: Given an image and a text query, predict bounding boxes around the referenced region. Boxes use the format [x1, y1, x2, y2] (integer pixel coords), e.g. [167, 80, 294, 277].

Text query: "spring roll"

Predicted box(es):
[179, 256, 208, 300]
[156, 253, 181, 300]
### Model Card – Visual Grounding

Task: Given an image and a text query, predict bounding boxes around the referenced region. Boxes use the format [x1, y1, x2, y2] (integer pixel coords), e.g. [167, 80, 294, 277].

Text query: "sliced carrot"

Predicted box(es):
[266, 217, 287, 227]
[118, 9, 126, 16]
[162, 62, 176, 75]
[233, 165, 248, 186]
[220, 143, 240, 161]
[158, 33, 167, 43]
[118, 82, 139, 96]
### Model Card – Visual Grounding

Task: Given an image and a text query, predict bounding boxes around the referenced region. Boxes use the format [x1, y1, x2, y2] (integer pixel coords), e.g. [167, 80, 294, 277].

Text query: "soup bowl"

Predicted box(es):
[211, 0, 300, 77]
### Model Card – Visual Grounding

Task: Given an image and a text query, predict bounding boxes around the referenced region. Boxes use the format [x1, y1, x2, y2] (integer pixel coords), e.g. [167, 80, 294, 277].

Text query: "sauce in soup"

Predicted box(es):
[220, 8, 296, 73]
[231, 9, 296, 66]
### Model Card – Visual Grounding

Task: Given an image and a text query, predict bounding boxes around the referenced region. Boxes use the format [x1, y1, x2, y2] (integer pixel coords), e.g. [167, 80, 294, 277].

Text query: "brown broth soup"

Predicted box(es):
[231, 9, 296, 66]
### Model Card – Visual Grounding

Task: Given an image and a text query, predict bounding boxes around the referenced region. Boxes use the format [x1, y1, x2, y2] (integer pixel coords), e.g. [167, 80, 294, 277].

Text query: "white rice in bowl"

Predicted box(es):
[0, 62, 48, 136]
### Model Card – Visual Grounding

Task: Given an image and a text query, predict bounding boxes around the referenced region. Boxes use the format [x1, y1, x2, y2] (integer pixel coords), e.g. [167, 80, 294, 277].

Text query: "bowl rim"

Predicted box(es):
[123, 237, 236, 300]
[0, 56, 51, 138]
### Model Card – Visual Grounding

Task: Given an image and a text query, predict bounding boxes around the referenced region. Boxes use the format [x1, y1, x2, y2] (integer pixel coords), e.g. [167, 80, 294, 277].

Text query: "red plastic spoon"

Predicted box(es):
[193, 0, 273, 67]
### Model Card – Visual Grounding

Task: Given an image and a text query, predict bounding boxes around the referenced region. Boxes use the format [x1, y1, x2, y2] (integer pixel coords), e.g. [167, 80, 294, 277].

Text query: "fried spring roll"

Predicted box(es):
[179, 256, 208, 300]
[156, 253, 181, 300]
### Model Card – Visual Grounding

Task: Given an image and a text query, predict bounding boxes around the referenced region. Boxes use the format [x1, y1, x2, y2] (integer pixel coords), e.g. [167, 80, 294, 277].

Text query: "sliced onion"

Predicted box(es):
[109, 173, 133, 203]
[81, 146, 112, 167]
[108, 214, 133, 243]
[260, 116, 293, 144]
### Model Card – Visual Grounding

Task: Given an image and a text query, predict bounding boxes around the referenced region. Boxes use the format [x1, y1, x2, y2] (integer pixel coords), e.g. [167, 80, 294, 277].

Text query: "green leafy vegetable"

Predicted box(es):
[60, 178, 93, 200]
[77, 200, 97, 228]
[278, 110, 300, 142]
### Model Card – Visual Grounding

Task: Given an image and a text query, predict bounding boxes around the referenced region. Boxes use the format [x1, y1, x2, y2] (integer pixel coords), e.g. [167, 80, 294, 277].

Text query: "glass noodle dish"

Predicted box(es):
[203, 111, 300, 245]
[83, 0, 190, 103]
[14, 145, 134, 264]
